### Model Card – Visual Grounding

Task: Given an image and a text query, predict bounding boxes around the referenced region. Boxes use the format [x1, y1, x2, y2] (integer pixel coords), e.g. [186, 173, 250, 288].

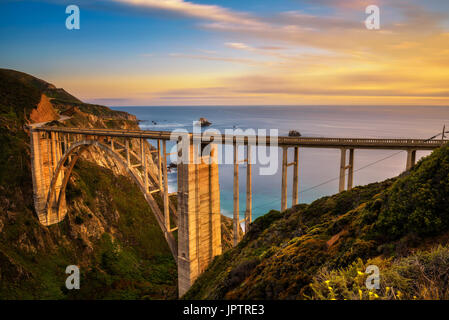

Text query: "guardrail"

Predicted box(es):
[33, 126, 447, 150]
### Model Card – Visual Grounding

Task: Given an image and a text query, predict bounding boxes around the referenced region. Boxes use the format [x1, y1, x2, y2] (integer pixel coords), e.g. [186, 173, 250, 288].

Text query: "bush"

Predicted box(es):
[308, 246, 449, 300]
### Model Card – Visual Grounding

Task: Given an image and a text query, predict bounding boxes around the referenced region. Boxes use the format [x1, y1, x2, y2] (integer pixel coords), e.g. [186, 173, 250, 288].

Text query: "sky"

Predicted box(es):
[1, 0, 449, 106]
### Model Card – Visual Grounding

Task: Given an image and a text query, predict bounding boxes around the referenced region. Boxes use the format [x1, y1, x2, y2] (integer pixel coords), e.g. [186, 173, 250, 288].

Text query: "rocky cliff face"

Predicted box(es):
[29, 94, 59, 123]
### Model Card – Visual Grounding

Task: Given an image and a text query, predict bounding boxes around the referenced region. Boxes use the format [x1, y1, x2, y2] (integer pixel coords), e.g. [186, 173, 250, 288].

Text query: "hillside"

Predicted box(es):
[3, 69, 449, 300]
[0, 69, 236, 299]
[0, 69, 181, 298]
[185, 145, 449, 300]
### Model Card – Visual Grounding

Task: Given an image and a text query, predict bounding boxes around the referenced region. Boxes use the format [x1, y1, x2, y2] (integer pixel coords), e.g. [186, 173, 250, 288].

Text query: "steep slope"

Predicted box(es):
[0, 69, 239, 299]
[0, 69, 179, 299]
[185, 145, 449, 300]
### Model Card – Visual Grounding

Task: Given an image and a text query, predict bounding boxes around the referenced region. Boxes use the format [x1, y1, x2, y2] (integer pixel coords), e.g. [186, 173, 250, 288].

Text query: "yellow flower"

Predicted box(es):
[374, 293, 379, 298]
[413, 296, 417, 300]
[324, 280, 330, 285]
[358, 289, 363, 299]
[397, 291, 402, 299]
[357, 271, 364, 276]
[328, 286, 333, 291]
[386, 286, 390, 293]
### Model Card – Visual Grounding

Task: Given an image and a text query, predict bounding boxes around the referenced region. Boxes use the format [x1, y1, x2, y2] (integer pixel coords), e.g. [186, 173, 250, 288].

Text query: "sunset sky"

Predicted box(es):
[1, 0, 449, 106]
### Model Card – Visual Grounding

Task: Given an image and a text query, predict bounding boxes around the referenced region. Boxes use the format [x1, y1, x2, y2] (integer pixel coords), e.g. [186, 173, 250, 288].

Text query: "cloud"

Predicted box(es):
[301, 0, 382, 10]
[74, 0, 449, 105]
[225, 42, 251, 50]
[168, 52, 271, 66]
[111, 0, 262, 27]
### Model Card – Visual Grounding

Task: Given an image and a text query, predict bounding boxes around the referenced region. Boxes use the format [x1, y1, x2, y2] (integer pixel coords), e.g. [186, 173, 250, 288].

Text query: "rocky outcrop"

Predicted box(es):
[197, 117, 212, 127]
[29, 94, 59, 123]
[288, 130, 301, 137]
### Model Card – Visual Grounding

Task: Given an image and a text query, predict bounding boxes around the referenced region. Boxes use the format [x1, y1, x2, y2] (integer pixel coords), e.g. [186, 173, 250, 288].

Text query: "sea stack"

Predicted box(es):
[198, 117, 212, 127]
[288, 130, 301, 137]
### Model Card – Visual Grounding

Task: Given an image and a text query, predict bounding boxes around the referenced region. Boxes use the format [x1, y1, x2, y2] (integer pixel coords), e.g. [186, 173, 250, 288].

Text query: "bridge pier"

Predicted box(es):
[232, 143, 253, 245]
[245, 144, 252, 233]
[177, 143, 222, 297]
[406, 149, 416, 171]
[281, 146, 300, 211]
[233, 143, 239, 246]
[339, 148, 354, 192]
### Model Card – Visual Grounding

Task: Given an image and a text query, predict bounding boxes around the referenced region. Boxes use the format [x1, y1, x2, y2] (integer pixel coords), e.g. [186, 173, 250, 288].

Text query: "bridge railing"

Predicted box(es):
[34, 126, 448, 149]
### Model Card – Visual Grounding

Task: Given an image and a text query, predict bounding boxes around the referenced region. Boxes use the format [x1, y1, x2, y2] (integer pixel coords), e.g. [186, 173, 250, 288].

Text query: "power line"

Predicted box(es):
[239, 130, 446, 214]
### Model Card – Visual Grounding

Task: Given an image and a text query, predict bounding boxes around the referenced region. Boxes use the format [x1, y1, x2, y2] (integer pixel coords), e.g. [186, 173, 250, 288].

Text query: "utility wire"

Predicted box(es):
[239, 130, 448, 214]
[172, 129, 447, 216]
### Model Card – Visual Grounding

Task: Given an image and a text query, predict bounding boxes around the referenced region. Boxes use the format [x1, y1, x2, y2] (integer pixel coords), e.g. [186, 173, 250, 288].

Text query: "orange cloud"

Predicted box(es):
[71, 0, 449, 106]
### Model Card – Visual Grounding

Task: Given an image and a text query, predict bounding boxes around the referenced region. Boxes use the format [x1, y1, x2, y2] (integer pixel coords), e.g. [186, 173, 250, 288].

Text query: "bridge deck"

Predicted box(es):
[33, 126, 447, 150]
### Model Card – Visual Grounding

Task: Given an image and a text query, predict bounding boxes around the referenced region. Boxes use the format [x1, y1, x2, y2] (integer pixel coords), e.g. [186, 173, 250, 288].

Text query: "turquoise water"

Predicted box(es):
[112, 105, 449, 220]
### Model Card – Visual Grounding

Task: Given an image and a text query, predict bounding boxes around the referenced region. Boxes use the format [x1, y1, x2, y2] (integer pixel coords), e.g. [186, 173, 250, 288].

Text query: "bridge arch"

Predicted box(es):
[44, 139, 177, 258]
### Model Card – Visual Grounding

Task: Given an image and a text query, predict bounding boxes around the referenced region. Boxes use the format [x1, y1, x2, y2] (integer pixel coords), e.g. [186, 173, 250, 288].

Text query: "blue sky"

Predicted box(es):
[1, 0, 449, 106]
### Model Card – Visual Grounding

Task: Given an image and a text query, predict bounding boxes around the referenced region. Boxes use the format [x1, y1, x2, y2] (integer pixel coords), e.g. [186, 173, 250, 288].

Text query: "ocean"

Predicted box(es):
[111, 105, 449, 221]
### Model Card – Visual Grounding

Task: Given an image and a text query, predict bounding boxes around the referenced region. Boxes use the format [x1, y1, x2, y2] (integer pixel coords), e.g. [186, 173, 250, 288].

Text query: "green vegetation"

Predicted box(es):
[185, 144, 449, 299]
[63, 160, 177, 299]
[2, 68, 449, 300]
[309, 245, 449, 300]
[0, 69, 176, 299]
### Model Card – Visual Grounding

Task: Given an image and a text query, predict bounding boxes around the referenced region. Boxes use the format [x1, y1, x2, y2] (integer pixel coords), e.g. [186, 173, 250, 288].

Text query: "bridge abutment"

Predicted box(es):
[30, 130, 66, 225]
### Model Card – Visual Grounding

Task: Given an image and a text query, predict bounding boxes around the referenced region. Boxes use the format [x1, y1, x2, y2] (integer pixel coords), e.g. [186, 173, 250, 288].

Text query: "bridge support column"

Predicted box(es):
[347, 149, 354, 190]
[245, 144, 252, 233]
[233, 143, 239, 246]
[158, 140, 163, 190]
[177, 143, 221, 297]
[162, 141, 170, 233]
[339, 148, 347, 192]
[125, 139, 130, 166]
[281, 147, 300, 211]
[406, 149, 416, 171]
[339, 148, 354, 192]
[292, 147, 299, 206]
[281, 147, 288, 211]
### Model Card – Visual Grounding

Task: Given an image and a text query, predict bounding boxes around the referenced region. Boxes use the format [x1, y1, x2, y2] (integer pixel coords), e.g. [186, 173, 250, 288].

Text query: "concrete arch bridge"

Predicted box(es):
[29, 126, 446, 296]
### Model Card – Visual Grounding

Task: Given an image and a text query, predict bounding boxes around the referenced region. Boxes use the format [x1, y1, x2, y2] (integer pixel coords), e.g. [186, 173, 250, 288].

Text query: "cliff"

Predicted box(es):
[185, 145, 449, 300]
[0, 69, 179, 298]
[0, 69, 235, 299]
